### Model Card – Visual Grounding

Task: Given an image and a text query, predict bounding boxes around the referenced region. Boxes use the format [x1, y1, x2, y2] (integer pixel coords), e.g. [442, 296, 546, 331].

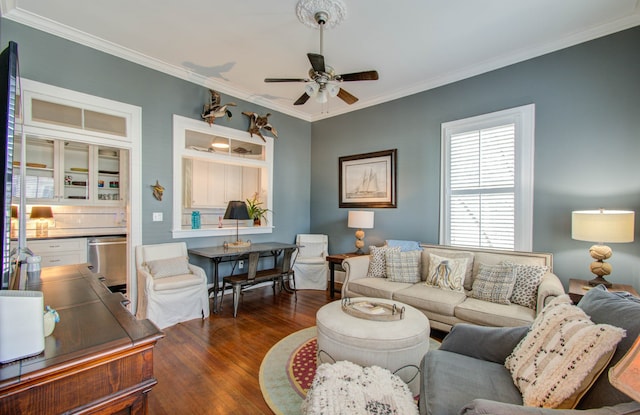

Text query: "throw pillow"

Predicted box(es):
[502, 261, 548, 309]
[145, 256, 191, 279]
[471, 263, 517, 304]
[575, 285, 640, 409]
[386, 240, 423, 252]
[367, 246, 401, 278]
[424, 253, 467, 292]
[385, 249, 421, 283]
[505, 295, 626, 409]
[423, 249, 475, 289]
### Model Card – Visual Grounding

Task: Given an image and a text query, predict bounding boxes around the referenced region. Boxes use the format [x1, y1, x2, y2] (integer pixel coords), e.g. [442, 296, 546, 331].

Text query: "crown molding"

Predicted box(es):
[3, 4, 639, 123]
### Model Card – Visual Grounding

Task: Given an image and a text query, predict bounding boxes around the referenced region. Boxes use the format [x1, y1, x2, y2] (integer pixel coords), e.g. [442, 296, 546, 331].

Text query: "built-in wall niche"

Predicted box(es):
[172, 115, 273, 239]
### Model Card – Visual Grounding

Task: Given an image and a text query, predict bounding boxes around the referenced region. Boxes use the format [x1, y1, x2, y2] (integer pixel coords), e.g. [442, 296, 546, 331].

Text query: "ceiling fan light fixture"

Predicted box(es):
[328, 84, 340, 97]
[305, 82, 319, 97]
[315, 88, 328, 103]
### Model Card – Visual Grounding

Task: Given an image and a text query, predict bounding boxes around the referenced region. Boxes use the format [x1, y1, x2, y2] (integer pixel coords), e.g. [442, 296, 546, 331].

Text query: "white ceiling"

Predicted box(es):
[2, 0, 639, 122]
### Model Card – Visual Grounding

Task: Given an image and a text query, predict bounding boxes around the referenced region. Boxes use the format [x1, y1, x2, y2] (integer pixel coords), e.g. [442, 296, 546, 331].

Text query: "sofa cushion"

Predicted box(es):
[394, 283, 467, 317]
[367, 245, 400, 278]
[455, 297, 535, 327]
[422, 248, 475, 288]
[152, 272, 203, 291]
[459, 399, 640, 415]
[505, 262, 548, 309]
[505, 295, 625, 409]
[440, 324, 530, 364]
[420, 349, 522, 415]
[576, 285, 640, 409]
[346, 277, 411, 300]
[145, 256, 191, 279]
[471, 263, 517, 305]
[386, 249, 421, 283]
[425, 253, 467, 292]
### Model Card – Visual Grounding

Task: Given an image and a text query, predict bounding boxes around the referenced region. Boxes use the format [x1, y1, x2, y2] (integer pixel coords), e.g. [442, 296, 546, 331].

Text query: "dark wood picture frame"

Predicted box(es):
[339, 149, 397, 208]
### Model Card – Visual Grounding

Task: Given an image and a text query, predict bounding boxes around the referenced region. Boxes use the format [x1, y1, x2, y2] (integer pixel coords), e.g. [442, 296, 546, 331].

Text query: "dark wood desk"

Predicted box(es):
[189, 242, 298, 312]
[325, 253, 364, 299]
[568, 278, 639, 303]
[0, 264, 163, 414]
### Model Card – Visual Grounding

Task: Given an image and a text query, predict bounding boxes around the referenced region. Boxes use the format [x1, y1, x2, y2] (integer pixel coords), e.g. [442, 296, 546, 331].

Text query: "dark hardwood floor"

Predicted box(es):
[147, 285, 445, 414]
[148, 286, 333, 414]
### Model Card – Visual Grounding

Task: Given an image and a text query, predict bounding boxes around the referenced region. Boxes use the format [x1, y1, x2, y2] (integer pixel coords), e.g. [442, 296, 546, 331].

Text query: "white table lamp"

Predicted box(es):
[571, 209, 635, 287]
[348, 211, 374, 254]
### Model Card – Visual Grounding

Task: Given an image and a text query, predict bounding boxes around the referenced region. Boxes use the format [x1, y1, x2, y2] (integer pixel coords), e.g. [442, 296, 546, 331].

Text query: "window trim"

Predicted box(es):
[440, 104, 535, 251]
[171, 115, 274, 239]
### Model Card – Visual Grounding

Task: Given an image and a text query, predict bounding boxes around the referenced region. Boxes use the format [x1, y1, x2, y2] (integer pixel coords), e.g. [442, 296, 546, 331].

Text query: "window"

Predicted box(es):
[440, 104, 535, 251]
[172, 115, 273, 239]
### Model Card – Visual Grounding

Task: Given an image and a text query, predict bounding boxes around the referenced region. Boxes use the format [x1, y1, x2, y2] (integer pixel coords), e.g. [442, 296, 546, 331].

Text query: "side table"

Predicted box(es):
[568, 278, 639, 304]
[326, 253, 364, 299]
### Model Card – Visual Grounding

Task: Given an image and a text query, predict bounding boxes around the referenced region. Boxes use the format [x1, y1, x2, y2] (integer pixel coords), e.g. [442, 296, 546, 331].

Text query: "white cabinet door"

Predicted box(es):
[225, 165, 243, 203]
[242, 166, 260, 201]
[26, 238, 88, 268]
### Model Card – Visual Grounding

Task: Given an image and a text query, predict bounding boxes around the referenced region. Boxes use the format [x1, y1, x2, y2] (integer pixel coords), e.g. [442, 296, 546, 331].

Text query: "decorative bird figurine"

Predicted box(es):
[151, 180, 165, 201]
[201, 89, 236, 126]
[242, 111, 278, 142]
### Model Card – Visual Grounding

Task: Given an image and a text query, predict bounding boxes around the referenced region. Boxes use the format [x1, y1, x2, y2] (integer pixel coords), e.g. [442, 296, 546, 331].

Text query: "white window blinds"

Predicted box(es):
[441, 104, 535, 251]
[449, 125, 515, 249]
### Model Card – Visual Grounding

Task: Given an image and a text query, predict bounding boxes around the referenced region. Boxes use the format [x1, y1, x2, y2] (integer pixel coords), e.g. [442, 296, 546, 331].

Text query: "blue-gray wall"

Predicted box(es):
[311, 26, 640, 291]
[3, 18, 639, 291]
[0, 19, 312, 254]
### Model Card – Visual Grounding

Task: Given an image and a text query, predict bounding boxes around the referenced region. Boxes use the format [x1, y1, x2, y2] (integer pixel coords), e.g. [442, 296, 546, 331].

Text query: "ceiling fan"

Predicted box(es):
[264, 10, 379, 106]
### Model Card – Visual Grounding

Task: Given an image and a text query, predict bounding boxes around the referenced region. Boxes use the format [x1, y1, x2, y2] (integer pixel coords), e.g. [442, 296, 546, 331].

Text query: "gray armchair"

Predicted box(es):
[419, 285, 640, 415]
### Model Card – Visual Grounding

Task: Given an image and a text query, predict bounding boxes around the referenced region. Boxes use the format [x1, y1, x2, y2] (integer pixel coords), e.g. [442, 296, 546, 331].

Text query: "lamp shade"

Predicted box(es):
[572, 210, 635, 243]
[10, 205, 17, 219]
[224, 201, 250, 220]
[348, 211, 374, 229]
[29, 206, 53, 220]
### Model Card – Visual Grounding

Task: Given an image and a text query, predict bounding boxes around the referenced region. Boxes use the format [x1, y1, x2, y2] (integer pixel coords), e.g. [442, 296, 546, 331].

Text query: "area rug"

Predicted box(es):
[259, 326, 440, 415]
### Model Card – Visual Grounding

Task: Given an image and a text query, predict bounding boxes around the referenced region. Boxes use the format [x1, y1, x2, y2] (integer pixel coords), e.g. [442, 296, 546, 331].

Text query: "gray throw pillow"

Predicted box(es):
[471, 263, 517, 305]
[576, 285, 640, 409]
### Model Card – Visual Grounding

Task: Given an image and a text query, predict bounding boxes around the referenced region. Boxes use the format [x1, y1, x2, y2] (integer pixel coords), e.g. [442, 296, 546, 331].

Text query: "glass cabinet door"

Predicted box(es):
[12, 136, 56, 201]
[96, 146, 121, 202]
[61, 142, 90, 201]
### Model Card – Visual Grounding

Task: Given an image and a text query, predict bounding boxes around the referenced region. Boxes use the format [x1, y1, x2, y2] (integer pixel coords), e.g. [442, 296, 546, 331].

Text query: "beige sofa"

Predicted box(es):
[341, 244, 565, 332]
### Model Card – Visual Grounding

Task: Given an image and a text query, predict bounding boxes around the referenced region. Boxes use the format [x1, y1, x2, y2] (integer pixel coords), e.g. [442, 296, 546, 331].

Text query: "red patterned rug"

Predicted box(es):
[287, 336, 317, 397]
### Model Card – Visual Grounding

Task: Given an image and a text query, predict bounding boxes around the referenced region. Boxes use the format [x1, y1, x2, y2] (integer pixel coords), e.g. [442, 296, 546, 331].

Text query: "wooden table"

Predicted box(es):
[0, 264, 163, 414]
[568, 278, 639, 303]
[325, 253, 365, 299]
[188, 242, 298, 312]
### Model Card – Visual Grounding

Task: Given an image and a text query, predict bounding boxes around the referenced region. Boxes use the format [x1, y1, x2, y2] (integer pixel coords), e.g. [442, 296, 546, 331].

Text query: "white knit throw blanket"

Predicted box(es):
[302, 361, 418, 415]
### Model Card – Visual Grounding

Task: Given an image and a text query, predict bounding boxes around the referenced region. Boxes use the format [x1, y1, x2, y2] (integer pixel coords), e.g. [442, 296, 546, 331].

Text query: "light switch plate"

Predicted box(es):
[152, 212, 163, 222]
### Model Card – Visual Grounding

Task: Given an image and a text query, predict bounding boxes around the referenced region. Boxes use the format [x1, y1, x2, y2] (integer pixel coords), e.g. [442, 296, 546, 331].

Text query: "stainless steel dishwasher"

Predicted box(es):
[87, 236, 127, 292]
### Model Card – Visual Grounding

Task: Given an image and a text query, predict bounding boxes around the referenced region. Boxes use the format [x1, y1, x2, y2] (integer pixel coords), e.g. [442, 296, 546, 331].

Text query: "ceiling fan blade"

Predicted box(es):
[307, 53, 326, 73]
[293, 93, 311, 105]
[338, 70, 379, 81]
[337, 88, 359, 105]
[265, 78, 309, 83]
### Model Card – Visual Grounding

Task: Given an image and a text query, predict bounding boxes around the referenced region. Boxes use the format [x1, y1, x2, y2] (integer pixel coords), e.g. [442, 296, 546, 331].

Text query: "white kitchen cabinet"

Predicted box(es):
[12, 136, 127, 206]
[187, 160, 259, 208]
[14, 238, 87, 268]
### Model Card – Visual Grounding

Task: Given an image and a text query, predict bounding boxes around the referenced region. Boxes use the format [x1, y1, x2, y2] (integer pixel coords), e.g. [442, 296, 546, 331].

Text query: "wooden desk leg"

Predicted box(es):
[329, 262, 336, 299]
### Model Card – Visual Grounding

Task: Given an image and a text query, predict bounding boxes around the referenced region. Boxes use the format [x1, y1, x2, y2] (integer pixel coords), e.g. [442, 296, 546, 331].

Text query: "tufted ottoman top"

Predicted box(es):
[316, 297, 430, 350]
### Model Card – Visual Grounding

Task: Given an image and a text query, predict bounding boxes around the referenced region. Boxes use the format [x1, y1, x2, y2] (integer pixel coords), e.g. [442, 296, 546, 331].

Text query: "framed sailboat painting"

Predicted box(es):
[339, 149, 397, 208]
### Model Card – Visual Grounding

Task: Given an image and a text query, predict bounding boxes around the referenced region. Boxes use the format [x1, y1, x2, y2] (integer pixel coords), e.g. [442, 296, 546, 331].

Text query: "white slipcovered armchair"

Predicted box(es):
[135, 242, 210, 329]
[293, 234, 328, 290]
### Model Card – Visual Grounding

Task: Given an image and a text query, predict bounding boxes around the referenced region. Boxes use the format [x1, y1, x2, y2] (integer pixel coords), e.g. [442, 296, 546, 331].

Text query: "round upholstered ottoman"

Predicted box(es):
[316, 297, 430, 396]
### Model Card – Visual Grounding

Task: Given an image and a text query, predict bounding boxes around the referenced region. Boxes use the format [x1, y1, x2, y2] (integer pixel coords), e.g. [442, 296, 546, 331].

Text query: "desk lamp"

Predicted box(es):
[30, 206, 54, 238]
[348, 211, 374, 255]
[224, 201, 251, 248]
[571, 209, 634, 287]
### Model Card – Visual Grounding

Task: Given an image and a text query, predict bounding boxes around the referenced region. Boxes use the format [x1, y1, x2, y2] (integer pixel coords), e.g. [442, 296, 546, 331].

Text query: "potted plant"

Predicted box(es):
[246, 193, 270, 226]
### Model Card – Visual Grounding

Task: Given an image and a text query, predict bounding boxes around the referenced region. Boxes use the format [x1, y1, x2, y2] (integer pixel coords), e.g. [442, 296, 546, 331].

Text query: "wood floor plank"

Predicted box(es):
[148, 287, 332, 414]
